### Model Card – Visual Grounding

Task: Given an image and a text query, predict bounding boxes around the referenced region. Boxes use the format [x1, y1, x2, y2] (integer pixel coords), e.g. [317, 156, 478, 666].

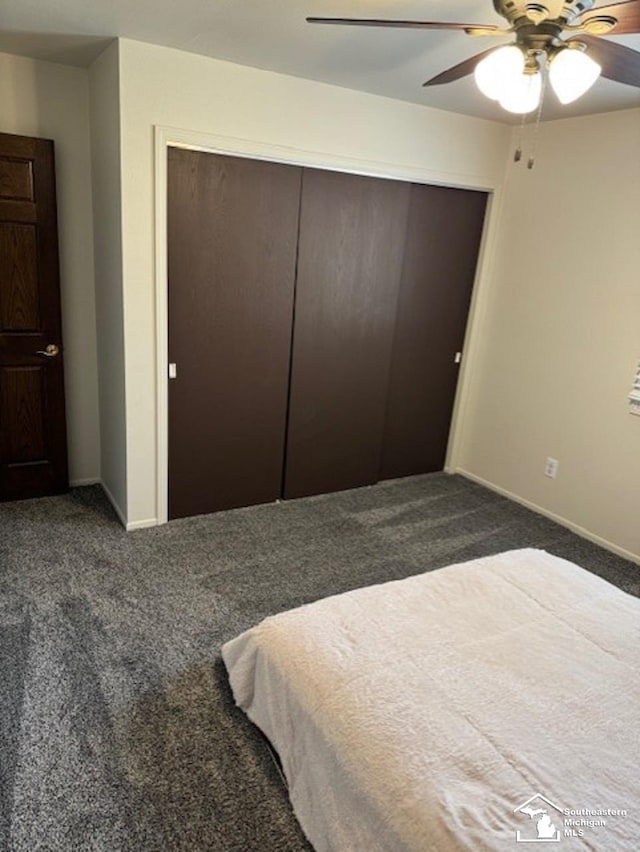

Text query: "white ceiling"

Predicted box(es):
[0, 0, 639, 123]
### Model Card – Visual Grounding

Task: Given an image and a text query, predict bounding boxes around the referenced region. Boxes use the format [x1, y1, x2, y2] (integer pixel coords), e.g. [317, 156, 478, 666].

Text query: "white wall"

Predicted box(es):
[117, 37, 511, 527]
[0, 51, 100, 484]
[458, 108, 640, 562]
[88, 41, 128, 519]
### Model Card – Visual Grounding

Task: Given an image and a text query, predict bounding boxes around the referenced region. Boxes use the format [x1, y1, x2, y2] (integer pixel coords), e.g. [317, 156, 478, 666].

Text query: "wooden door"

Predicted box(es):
[284, 168, 410, 500]
[0, 132, 68, 501]
[380, 184, 488, 480]
[167, 148, 302, 518]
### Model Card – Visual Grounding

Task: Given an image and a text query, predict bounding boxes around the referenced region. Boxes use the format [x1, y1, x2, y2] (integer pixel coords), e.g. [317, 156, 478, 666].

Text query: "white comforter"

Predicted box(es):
[222, 549, 640, 851]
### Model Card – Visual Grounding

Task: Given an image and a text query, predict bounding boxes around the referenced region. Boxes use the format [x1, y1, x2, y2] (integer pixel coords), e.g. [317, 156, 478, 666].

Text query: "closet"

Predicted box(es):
[167, 147, 487, 519]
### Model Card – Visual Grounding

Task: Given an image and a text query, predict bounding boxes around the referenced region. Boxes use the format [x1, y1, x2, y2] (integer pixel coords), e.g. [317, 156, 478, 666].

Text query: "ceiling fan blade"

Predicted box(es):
[423, 47, 498, 86]
[579, 0, 640, 34]
[306, 17, 504, 35]
[568, 34, 640, 86]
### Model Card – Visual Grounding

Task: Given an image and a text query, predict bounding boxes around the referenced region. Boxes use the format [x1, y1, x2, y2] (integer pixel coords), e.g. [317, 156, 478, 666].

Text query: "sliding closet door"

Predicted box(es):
[167, 149, 301, 518]
[284, 169, 410, 500]
[380, 184, 488, 480]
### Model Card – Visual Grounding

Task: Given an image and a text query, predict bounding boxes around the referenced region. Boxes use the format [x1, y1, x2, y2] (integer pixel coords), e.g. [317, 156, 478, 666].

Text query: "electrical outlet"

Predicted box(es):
[544, 457, 559, 479]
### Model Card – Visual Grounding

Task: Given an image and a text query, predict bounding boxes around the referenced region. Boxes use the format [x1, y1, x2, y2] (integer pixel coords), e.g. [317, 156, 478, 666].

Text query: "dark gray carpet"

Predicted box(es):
[0, 473, 637, 851]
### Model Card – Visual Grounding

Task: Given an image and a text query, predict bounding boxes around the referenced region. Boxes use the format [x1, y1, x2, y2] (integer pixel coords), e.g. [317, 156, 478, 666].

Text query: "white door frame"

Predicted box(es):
[154, 124, 504, 524]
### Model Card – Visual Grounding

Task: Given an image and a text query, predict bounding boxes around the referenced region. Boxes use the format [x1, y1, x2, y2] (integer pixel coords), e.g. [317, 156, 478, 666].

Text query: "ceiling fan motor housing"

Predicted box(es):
[515, 20, 565, 51]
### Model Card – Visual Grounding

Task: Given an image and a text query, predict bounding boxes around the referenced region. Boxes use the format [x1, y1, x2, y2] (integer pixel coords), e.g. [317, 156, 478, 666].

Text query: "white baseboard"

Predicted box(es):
[69, 477, 101, 487]
[456, 468, 640, 566]
[125, 517, 158, 531]
[99, 479, 127, 528]
[97, 480, 158, 531]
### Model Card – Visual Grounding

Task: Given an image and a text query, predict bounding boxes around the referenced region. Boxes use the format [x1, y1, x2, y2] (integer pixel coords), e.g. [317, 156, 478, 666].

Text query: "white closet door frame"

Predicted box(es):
[154, 125, 503, 524]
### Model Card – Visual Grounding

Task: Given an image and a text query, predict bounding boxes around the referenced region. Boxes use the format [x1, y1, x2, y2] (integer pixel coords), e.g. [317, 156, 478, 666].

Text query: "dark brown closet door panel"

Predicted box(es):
[284, 169, 410, 500]
[167, 148, 302, 518]
[381, 184, 488, 480]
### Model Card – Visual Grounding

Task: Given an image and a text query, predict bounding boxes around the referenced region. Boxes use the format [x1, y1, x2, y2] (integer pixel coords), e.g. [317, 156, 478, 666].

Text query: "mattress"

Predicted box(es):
[222, 548, 640, 851]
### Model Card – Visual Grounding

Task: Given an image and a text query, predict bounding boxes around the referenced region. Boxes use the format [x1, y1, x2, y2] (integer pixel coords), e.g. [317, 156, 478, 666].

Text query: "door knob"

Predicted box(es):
[36, 344, 60, 357]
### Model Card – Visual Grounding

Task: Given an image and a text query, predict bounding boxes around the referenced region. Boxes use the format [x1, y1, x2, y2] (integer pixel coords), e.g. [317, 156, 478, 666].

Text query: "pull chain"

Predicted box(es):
[527, 68, 547, 169]
[514, 110, 527, 163]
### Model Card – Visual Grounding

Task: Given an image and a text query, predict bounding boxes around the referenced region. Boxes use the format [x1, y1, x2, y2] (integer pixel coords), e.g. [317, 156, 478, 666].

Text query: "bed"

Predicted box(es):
[222, 549, 640, 850]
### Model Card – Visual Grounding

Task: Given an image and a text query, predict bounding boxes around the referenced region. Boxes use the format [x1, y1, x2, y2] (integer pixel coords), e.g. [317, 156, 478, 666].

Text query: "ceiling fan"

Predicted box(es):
[307, 0, 640, 113]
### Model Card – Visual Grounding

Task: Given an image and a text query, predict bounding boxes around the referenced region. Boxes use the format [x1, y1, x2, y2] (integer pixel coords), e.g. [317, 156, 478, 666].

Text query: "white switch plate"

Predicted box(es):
[169, 363, 177, 379]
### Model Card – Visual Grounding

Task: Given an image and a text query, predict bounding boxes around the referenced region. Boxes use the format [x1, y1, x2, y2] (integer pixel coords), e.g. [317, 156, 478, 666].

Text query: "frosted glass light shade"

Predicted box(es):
[474, 46, 525, 100]
[499, 71, 542, 114]
[549, 48, 601, 104]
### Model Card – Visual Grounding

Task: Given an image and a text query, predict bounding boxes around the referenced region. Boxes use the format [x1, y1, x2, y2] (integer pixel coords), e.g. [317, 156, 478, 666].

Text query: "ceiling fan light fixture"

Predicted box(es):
[498, 70, 542, 113]
[474, 45, 525, 100]
[549, 47, 602, 104]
